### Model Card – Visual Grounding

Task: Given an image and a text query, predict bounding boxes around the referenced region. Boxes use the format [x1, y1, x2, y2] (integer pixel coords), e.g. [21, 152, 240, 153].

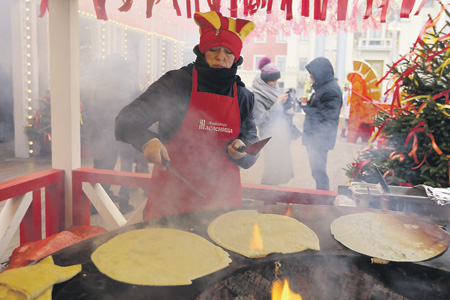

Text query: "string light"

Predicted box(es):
[124, 31, 128, 60]
[147, 36, 151, 85]
[23, 9, 186, 155]
[25, 0, 34, 155]
[162, 39, 166, 73]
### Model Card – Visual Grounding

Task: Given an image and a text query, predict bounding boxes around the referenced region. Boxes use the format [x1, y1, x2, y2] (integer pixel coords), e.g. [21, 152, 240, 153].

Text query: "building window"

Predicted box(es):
[276, 56, 287, 71]
[299, 57, 307, 71]
[276, 32, 288, 43]
[254, 55, 265, 70]
[254, 33, 267, 43]
[425, 0, 434, 7]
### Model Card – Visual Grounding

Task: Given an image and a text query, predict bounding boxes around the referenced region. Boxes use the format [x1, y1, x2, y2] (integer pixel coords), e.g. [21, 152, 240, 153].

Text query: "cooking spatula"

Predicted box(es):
[162, 158, 207, 198]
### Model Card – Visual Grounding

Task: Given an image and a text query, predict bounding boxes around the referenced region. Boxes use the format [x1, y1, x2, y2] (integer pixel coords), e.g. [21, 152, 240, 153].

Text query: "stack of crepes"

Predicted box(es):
[0, 255, 81, 300]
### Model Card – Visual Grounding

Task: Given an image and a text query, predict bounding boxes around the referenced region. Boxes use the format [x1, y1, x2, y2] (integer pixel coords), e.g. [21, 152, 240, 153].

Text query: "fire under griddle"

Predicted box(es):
[50, 204, 450, 300]
[197, 255, 450, 300]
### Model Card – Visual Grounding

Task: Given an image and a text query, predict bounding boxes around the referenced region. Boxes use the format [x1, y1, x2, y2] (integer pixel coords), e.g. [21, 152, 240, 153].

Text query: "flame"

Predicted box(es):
[249, 222, 263, 251]
[285, 205, 292, 217]
[272, 279, 303, 300]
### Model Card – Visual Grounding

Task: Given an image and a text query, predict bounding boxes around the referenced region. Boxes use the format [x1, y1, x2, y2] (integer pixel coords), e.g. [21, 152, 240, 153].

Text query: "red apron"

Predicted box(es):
[144, 67, 242, 220]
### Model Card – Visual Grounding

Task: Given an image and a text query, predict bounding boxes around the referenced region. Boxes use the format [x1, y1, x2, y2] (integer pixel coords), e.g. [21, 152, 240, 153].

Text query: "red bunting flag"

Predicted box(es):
[38, 0, 48, 18]
[400, 0, 415, 18]
[94, 0, 108, 20]
[337, 0, 348, 21]
[118, 0, 133, 12]
[363, 0, 374, 19]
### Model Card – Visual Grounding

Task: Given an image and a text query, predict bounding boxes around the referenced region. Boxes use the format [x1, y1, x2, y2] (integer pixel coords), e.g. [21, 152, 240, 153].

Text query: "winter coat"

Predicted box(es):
[115, 46, 258, 169]
[252, 75, 294, 185]
[303, 57, 342, 150]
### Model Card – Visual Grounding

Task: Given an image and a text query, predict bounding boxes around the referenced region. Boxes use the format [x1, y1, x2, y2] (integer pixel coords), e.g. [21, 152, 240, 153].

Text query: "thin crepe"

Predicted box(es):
[91, 228, 231, 286]
[208, 210, 320, 258]
[331, 212, 450, 262]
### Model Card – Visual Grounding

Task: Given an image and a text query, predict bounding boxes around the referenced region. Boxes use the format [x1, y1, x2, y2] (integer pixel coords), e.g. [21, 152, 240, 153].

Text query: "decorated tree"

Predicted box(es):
[345, 5, 450, 188]
[25, 95, 52, 155]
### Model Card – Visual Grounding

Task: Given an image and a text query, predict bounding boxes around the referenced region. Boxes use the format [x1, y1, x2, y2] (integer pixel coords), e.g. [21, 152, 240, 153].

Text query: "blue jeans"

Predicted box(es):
[306, 145, 329, 190]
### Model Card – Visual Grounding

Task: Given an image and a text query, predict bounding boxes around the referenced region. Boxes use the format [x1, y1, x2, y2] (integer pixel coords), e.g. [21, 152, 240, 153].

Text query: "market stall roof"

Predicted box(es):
[38, 0, 429, 23]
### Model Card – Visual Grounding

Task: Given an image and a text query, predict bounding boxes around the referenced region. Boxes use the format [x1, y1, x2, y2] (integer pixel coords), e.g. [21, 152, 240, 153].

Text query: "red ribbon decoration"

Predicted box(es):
[173, 0, 182, 16]
[353, 158, 371, 179]
[320, 0, 328, 21]
[195, 0, 200, 12]
[243, 0, 249, 15]
[426, 133, 443, 155]
[39, 0, 48, 18]
[425, 45, 450, 62]
[414, 0, 428, 16]
[186, 0, 192, 18]
[207, 0, 220, 12]
[400, 0, 415, 18]
[94, 0, 108, 20]
[267, 0, 274, 13]
[408, 134, 420, 164]
[147, 0, 155, 18]
[389, 151, 405, 162]
[363, 0, 374, 19]
[230, 0, 238, 17]
[248, 0, 261, 15]
[379, 0, 389, 23]
[301, 0, 309, 17]
[118, 0, 133, 12]
[261, 0, 267, 9]
[280, 0, 293, 20]
[314, 0, 321, 20]
[433, 89, 450, 104]
[404, 121, 426, 146]
[337, 0, 348, 21]
[412, 155, 428, 170]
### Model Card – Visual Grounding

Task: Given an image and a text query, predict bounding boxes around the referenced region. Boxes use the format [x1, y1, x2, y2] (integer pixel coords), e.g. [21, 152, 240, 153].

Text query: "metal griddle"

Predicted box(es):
[50, 205, 450, 300]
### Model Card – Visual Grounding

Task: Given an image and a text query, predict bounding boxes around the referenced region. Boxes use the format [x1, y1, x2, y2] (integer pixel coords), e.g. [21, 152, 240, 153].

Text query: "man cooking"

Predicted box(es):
[115, 11, 258, 220]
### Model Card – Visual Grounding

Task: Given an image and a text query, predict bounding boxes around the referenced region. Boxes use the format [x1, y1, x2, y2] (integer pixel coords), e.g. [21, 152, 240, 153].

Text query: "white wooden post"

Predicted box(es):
[48, 0, 81, 227]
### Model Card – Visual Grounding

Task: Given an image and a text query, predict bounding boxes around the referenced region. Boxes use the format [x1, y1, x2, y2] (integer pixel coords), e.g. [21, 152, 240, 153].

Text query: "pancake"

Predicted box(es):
[91, 228, 231, 286]
[207, 210, 320, 258]
[331, 212, 450, 262]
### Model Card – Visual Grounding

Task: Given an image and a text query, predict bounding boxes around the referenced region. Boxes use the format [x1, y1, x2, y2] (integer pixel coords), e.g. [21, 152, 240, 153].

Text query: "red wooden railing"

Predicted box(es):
[72, 168, 152, 226]
[72, 167, 337, 226]
[0, 169, 65, 244]
[0, 167, 337, 250]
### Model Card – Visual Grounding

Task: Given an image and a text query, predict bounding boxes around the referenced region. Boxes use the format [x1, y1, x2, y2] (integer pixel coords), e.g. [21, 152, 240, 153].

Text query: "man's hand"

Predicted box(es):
[227, 139, 247, 160]
[142, 138, 170, 169]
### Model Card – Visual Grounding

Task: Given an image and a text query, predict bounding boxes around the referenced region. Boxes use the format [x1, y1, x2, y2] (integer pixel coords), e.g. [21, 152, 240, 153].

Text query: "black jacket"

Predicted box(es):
[115, 47, 258, 169]
[303, 57, 343, 150]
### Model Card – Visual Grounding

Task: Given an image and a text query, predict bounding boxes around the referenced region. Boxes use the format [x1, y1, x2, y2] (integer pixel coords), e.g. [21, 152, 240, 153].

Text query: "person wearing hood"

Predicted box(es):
[303, 57, 342, 190]
[115, 11, 258, 220]
[252, 57, 298, 185]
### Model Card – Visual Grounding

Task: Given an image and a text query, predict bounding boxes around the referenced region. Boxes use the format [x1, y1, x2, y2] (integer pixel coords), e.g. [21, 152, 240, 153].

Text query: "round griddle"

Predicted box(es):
[50, 205, 450, 300]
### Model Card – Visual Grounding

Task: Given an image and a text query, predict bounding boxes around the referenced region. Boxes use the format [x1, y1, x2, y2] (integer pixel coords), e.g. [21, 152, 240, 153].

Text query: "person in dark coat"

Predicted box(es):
[115, 11, 258, 220]
[302, 57, 342, 190]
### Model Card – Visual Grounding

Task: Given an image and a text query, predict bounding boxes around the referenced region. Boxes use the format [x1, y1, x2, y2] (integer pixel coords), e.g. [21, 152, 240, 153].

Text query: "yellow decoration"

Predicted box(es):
[0, 256, 81, 300]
